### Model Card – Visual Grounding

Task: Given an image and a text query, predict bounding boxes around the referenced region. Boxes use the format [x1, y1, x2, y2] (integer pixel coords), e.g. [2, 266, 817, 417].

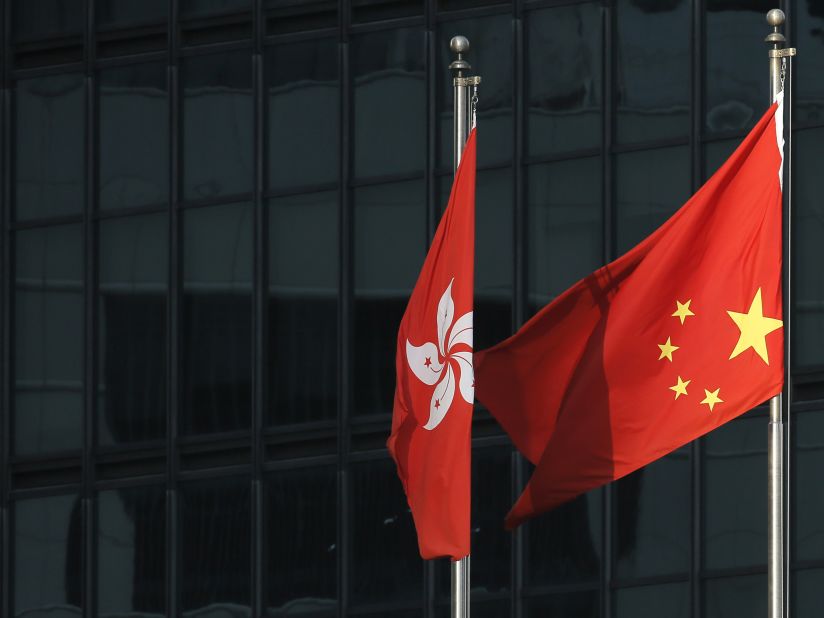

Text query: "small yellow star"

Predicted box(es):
[669, 376, 690, 400]
[700, 388, 723, 412]
[672, 299, 695, 325]
[658, 337, 679, 362]
[727, 288, 783, 365]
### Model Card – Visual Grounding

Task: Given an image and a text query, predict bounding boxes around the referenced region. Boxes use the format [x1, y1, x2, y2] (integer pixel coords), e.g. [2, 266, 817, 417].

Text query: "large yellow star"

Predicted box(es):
[672, 299, 695, 325]
[727, 288, 783, 365]
[700, 388, 723, 411]
[669, 376, 690, 400]
[658, 337, 679, 362]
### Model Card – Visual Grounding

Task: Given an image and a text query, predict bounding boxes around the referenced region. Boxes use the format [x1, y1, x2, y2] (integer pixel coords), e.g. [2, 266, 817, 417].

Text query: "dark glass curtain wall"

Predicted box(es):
[1, 0, 823, 616]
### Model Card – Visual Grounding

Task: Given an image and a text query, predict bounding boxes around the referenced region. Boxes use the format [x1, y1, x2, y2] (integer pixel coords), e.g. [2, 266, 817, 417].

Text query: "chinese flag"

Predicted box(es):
[476, 99, 785, 529]
[388, 130, 476, 559]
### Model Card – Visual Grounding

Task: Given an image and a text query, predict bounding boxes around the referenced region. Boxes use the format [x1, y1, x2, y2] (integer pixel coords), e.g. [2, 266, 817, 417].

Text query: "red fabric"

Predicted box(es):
[388, 130, 476, 559]
[476, 104, 784, 529]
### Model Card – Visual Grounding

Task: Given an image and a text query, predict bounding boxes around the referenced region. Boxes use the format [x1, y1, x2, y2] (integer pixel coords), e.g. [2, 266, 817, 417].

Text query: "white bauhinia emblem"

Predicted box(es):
[406, 279, 473, 430]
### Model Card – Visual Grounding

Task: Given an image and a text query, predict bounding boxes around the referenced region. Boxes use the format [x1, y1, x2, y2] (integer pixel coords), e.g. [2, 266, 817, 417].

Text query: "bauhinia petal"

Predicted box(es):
[406, 340, 443, 386]
[436, 279, 455, 358]
[452, 351, 474, 404]
[448, 311, 473, 351]
[424, 364, 455, 430]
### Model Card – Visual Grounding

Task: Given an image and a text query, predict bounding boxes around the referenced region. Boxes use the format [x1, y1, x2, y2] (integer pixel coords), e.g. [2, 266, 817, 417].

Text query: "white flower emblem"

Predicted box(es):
[406, 279, 473, 430]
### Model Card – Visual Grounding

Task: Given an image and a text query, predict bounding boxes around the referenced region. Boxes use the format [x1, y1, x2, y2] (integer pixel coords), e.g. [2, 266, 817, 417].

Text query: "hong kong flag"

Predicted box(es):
[476, 98, 785, 529]
[388, 130, 476, 560]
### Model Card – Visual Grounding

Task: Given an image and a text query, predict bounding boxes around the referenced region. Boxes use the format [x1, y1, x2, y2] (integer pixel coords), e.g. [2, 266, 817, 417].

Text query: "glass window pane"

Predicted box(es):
[795, 2, 824, 125]
[525, 490, 601, 586]
[15, 74, 85, 221]
[703, 138, 738, 181]
[615, 0, 689, 144]
[182, 203, 252, 435]
[351, 0, 422, 23]
[97, 0, 167, 28]
[796, 569, 824, 618]
[181, 0, 251, 18]
[527, 156, 602, 316]
[265, 0, 337, 33]
[794, 410, 824, 561]
[268, 192, 337, 425]
[614, 448, 690, 579]
[181, 478, 251, 614]
[793, 128, 824, 368]
[266, 467, 337, 614]
[703, 411, 766, 570]
[14, 494, 82, 617]
[705, 3, 764, 135]
[267, 38, 338, 191]
[183, 51, 253, 201]
[614, 582, 689, 618]
[615, 145, 690, 255]
[525, 591, 599, 617]
[352, 28, 425, 180]
[527, 3, 602, 158]
[14, 225, 83, 455]
[350, 458, 421, 605]
[98, 214, 168, 446]
[437, 15, 513, 169]
[99, 63, 168, 211]
[13, 0, 83, 41]
[704, 574, 765, 618]
[98, 486, 166, 617]
[353, 179, 424, 416]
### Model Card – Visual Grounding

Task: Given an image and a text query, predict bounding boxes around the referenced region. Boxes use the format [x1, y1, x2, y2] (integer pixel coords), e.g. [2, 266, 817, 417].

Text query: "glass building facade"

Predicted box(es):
[0, 0, 822, 616]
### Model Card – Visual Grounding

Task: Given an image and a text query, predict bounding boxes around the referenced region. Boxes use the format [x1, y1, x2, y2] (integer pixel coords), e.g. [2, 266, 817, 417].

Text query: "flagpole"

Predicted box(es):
[449, 34, 479, 618]
[765, 9, 795, 618]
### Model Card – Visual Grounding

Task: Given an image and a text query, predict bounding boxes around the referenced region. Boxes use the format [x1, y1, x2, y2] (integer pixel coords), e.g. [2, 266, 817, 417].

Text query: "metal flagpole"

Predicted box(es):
[449, 34, 480, 618]
[765, 9, 795, 618]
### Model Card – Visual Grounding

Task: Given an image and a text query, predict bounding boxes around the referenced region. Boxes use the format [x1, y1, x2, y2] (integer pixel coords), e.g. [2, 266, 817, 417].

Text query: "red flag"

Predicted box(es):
[388, 130, 476, 559]
[476, 99, 784, 529]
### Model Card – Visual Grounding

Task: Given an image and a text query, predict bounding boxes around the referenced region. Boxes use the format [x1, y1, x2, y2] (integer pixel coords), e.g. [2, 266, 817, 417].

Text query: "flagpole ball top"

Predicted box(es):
[766, 9, 785, 27]
[450, 36, 470, 55]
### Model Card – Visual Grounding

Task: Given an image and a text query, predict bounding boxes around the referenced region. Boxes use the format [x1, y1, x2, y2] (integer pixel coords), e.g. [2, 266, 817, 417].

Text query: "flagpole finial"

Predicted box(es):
[449, 36, 471, 77]
[765, 9, 786, 45]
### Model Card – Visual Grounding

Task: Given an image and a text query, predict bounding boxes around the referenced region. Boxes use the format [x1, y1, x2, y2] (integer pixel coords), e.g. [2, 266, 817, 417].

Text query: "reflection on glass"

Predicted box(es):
[99, 63, 168, 210]
[265, 0, 337, 33]
[615, 145, 689, 255]
[794, 412, 824, 561]
[98, 214, 167, 445]
[15, 74, 84, 221]
[351, 0, 422, 23]
[98, 486, 166, 617]
[792, 128, 824, 368]
[527, 3, 602, 157]
[351, 459, 421, 604]
[437, 15, 513, 169]
[615, 0, 689, 144]
[183, 51, 252, 201]
[614, 449, 690, 579]
[527, 157, 601, 316]
[14, 494, 82, 617]
[703, 412, 766, 569]
[525, 591, 599, 617]
[705, 3, 764, 134]
[97, 0, 167, 28]
[795, 2, 824, 125]
[525, 491, 601, 586]
[353, 179, 424, 416]
[614, 582, 689, 618]
[14, 225, 83, 455]
[268, 192, 337, 425]
[181, 478, 251, 615]
[704, 574, 765, 618]
[352, 28, 425, 179]
[267, 467, 337, 614]
[267, 39, 338, 191]
[13, 0, 82, 41]
[182, 203, 252, 435]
